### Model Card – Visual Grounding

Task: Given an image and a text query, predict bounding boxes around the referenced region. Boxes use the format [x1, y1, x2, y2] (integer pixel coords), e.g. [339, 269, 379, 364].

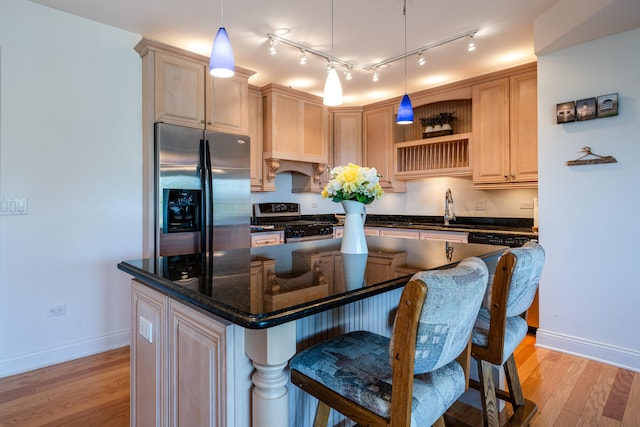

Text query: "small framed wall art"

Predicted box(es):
[597, 93, 618, 118]
[576, 97, 596, 121]
[556, 101, 576, 124]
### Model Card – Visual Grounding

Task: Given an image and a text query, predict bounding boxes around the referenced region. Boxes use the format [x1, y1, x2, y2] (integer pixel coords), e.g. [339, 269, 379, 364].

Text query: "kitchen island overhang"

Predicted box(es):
[118, 236, 507, 329]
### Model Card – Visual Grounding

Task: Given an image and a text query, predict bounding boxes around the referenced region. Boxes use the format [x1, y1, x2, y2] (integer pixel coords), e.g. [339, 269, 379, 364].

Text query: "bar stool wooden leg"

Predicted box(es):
[504, 354, 524, 407]
[313, 401, 330, 427]
[478, 359, 500, 427]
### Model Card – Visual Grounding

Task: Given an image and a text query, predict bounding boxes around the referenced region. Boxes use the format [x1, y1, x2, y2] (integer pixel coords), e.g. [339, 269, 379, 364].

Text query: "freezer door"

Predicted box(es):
[206, 131, 251, 250]
[155, 123, 204, 256]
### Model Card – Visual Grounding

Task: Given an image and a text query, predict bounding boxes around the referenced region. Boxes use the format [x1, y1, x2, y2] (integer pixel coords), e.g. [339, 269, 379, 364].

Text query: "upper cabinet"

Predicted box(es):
[261, 84, 329, 192]
[331, 109, 363, 167]
[472, 66, 538, 188]
[262, 83, 329, 164]
[135, 38, 254, 136]
[248, 85, 264, 191]
[363, 105, 405, 192]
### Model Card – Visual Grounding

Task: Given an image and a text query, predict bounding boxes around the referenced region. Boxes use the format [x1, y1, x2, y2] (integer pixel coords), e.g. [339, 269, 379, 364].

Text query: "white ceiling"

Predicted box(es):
[29, 0, 560, 106]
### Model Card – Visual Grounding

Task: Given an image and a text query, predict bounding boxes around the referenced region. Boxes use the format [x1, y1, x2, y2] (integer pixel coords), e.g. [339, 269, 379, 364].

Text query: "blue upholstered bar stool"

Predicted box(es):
[470, 241, 545, 427]
[290, 257, 489, 427]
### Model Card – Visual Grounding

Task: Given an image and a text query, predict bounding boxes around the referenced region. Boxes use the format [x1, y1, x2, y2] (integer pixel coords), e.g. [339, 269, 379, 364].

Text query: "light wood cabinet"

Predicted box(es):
[331, 109, 363, 167]
[130, 280, 232, 427]
[472, 67, 537, 188]
[168, 300, 229, 427]
[248, 85, 264, 190]
[261, 83, 329, 192]
[262, 83, 329, 164]
[131, 281, 168, 427]
[135, 38, 254, 136]
[153, 51, 206, 129]
[363, 105, 405, 192]
[378, 228, 420, 239]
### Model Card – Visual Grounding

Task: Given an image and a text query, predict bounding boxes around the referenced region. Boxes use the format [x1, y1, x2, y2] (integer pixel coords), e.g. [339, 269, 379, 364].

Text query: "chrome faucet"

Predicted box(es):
[444, 188, 456, 225]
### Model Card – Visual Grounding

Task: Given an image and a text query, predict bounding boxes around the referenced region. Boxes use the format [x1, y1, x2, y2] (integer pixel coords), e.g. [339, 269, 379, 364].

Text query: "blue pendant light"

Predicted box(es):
[397, 93, 414, 124]
[209, 1, 235, 78]
[397, 0, 413, 124]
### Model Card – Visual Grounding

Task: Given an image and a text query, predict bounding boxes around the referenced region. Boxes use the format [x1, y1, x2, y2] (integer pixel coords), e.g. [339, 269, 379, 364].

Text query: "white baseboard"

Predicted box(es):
[536, 329, 640, 372]
[0, 330, 131, 378]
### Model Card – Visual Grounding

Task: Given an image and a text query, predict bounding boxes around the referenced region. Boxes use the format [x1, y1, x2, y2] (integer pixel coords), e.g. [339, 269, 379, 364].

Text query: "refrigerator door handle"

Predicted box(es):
[204, 139, 214, 253]
[199, 139, 207, 253]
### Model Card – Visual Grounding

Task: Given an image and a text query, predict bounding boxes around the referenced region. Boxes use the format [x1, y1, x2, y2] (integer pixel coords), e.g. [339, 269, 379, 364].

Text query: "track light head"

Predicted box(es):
[269, 38, 277, 55]
[417, 51, 426, 66]
[467, 35, 476, 52]
[299, 50, 307, 65]
[372, 69, 380, 82]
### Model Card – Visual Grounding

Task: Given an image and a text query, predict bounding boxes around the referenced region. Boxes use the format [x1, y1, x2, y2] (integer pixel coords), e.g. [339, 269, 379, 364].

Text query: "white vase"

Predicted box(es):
[442, 123, 452, 131]
[340, 200, 368, 254]
[433, 124, 442, 131]
[425, 126, 434, 133]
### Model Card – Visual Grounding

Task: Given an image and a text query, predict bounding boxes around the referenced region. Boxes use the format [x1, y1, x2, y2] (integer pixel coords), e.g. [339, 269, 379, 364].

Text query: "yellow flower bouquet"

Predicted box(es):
[321, 163, 384, 204]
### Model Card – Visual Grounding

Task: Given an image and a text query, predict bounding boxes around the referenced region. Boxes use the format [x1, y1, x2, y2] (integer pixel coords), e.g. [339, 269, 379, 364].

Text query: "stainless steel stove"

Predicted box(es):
[253, 203, 335, 243]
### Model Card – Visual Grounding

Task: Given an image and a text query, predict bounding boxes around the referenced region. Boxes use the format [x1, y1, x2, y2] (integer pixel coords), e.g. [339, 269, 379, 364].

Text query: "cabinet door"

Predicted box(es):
[472, 78, 510, 184]
[510, 71, 538, 182]
[131, 281, 168, 427]
[363, 106, 394, 189]
[154, 52, 205, 129]
[206, 73, 249, 135]
[303, 102, 328, 160]
[332, 110, 363, 167]
[365, 254, 395, 283]
[248, 86, 263, 190]
[168, 300, 228, 427]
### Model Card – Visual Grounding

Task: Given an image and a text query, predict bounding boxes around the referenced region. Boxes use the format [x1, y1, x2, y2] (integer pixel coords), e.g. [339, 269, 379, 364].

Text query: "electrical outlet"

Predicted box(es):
[47, 305, 66, 317]
[520, 201, 534, 209]
[474, 199, 486, 211]
[139, 316, 153, 343]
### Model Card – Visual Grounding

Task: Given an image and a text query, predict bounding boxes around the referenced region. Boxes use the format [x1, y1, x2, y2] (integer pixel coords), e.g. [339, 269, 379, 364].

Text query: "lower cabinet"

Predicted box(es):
[131, 280, 232, 427]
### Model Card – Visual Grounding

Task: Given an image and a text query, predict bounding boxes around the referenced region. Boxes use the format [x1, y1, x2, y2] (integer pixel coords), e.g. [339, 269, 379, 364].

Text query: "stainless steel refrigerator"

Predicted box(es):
[154, 122, 250, 257]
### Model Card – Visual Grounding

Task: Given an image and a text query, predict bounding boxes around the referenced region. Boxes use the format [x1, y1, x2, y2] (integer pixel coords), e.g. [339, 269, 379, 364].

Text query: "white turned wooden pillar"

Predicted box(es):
[244, 321, 297, 427]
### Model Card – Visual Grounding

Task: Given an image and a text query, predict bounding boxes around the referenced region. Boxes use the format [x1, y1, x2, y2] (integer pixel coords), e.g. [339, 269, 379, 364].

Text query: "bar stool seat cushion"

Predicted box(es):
[290, 330, 466, 427]
[471, 307, 528, 364]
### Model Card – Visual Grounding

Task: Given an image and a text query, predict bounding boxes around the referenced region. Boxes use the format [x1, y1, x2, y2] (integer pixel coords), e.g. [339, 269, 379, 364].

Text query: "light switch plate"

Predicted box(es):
[139, 316, 153, 343]
[0, 198, 28, 215]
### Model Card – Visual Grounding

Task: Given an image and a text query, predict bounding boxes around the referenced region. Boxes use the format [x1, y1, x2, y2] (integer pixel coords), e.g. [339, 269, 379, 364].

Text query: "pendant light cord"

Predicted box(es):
[220, 0, 224, 27]
[331, 0, 334, 67]
[403, 0, 407, 94]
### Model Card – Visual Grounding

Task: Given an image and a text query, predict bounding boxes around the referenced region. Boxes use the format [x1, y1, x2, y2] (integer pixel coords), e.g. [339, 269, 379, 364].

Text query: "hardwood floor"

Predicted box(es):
[0, 347, 129, 426]
[0, 336, 638, 426]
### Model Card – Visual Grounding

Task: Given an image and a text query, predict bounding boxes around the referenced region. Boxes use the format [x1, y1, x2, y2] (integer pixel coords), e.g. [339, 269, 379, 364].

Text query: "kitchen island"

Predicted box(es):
[118, 236, 508, 427]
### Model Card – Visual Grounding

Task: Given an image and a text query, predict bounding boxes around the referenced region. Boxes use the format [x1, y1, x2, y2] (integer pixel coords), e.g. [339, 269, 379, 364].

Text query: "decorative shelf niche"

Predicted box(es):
[394, 99, 472, 179]
[395, 133, 472, 179]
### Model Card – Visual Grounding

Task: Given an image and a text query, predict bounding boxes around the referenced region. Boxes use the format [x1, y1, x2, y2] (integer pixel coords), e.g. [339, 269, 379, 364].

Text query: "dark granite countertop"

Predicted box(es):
[118, 236, 506, 329]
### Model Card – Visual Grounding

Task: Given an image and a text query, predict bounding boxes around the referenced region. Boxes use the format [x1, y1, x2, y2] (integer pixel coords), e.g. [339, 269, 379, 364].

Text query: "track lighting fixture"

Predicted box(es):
[372, 69, 380, 82]
[269, 38, 277, 55]
[299, 50, 307, 65]
[467, 35, 476, 52]
[417, 51, 426, 66]
[209, 0, 235, 77]
[344, 67, 353, 80]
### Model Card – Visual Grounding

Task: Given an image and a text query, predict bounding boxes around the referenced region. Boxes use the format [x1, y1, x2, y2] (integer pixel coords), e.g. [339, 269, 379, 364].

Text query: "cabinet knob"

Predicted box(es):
[511, 174, 515, 178]
[200, 119, 205, 124]
[207, 121, 212, 125]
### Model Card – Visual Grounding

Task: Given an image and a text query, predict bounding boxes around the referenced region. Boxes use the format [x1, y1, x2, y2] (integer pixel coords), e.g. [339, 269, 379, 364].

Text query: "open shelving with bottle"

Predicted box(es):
[394, 99, 473, 179]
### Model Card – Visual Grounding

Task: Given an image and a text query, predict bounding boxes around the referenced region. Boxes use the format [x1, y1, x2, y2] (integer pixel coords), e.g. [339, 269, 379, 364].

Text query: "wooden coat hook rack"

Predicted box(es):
[566, 146, 617, 166]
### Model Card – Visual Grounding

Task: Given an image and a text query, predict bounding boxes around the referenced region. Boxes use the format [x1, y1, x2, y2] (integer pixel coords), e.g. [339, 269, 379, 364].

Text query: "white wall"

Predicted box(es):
[252, 173, 538, 219]
[536, 28, 640, 370]
[0, 0, 142, 376]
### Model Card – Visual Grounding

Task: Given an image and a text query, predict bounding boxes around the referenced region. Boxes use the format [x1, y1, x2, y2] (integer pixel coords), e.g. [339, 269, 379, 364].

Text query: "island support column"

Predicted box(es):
[244, 321, 297, 427]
